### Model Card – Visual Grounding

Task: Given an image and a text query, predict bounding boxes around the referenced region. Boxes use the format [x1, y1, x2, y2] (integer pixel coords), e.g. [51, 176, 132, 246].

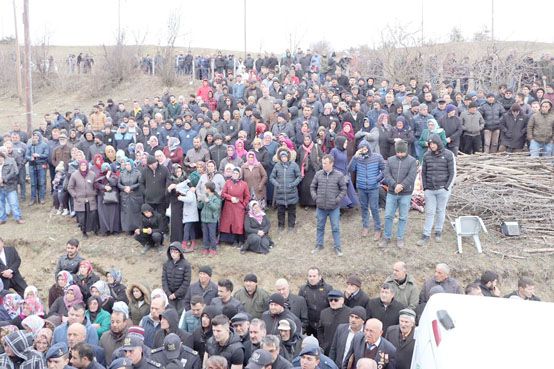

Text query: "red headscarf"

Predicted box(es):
[341, 121, 355, 141]
[93, 154, 104, 170]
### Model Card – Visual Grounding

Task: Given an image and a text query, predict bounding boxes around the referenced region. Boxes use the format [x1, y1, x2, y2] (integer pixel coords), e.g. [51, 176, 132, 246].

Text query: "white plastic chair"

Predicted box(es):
[451, 216, 488, 253]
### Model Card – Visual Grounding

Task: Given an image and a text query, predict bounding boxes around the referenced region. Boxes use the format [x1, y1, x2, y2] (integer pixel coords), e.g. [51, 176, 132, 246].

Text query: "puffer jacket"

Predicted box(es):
[269, 149, 302, 206]
[460, 110, 485, 135]
[479, 101, 505, 130]
[0, 158, 19, 192]
[347, 140, 385, 191]
[421, 134, 456, 191]
[298, 278, 333, 331]
[383, 153, 418, 195]
[527, 101, 554, 143]
[310, 168, 347, 210]
[162, 245, 191, 299]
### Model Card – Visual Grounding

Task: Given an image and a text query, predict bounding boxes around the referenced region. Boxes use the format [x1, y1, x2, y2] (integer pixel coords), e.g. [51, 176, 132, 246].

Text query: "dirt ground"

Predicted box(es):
[0, 71, 552, 305]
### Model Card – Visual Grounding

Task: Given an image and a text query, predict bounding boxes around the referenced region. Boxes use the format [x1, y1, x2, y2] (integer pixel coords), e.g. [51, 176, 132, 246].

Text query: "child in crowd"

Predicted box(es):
[198, 181, 222, 256]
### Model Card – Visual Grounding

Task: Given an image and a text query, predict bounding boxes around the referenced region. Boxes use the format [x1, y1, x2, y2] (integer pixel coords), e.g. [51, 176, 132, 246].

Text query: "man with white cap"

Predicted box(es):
[384, 309, 416, 369]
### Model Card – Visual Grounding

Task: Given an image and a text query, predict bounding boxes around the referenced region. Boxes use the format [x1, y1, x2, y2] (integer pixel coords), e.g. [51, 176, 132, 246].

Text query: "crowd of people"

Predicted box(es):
[0, 235, 544, 369]
[0, 46, 551, 368]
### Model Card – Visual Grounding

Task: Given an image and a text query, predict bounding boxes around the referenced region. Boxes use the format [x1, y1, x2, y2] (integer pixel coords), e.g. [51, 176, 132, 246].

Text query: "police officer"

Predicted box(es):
[245, 349, 273, 369]
[121, 335, 162, 369]
[46, 342, 76, 369]
[108, 358, 133, 369]
[150, 333, 201, 369]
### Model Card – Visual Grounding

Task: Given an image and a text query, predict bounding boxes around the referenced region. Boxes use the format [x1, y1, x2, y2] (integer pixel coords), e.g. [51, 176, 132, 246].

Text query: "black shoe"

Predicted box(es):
[82, 232, 88, 239]
[141, 244, 151, 254]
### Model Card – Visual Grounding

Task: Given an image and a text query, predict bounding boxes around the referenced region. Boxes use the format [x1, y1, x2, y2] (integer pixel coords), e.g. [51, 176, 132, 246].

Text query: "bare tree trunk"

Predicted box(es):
[23, 0, 33, 136]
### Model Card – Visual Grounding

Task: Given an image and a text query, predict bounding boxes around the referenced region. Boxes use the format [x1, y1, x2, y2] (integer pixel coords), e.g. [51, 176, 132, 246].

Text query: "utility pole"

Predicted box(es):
[491, 0, 495, 42]
[23, 0, 33, 136]
[243, 0, 247, 59]
[421, 0, 424, 46]
[13, 0, 23, 106]
[118, 0, 121, 44]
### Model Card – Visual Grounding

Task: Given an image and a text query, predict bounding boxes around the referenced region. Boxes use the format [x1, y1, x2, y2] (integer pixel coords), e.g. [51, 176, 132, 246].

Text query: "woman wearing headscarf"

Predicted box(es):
[163, 137, 184, 164]
[146, 135, 161, 155]
[0, 294, 22, 325]
[33, 327, 52, 355]
[126, 283, 151, 325]
[241, 200, 272, 254]
[48, 271, 73, 308]
[91, 154, 105, 177]
[418, 118, 447, 160]
[389, 116, 415, 155]
[167, 164, 186, 244]
[90, 280, 114, 314]
[74, 260, 99, 301]
[219, 167, 251, 247]
[118, 158, 143, 235]
[47, 284, 83, 318]
[377, 113, 393, 159]
[67, 159, 98, 238]
[86, 295, 111, 339]
[297, 135, 323, 207]
[338, 121, 357, 161]
[196, 160, 225, 202]
[241, 151, 268, 208]
[106, 268, 128, 304]
[94, 162, 121, 236]
[104, 145, 117, 167]
[234, 139, 248, 162]
[21, 315, 44, 336]
[218, 144, 243, 172]
[330, 136, 359, 209]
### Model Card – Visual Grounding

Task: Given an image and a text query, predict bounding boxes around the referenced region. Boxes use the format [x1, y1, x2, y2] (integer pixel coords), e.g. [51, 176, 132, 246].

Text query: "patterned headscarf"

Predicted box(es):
[3, 294, 23, 319]
[63, 285, 84, 309]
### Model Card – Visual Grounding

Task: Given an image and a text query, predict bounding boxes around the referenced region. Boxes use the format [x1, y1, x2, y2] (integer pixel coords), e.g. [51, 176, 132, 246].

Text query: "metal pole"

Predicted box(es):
[421, 0, 424, 46]
[23, 0, 33, 137]
[118, 0, 121, 44]
[491, 0, 495, 42]
[243, 0, 247, 60]
[13, 0, 23, 106]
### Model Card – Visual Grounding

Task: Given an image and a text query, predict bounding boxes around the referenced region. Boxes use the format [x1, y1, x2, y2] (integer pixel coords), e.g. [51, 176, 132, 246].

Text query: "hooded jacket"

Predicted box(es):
[139, 204, 163, 233]
[269, 148, 302, 206]
[347, 140, 385, 191]
[0, 157, 19, 192]
[279, 318, 303, 362]
[421, 134, 456, 191]
[127, 283, 151, 325]
[0, 331, 45, 369]
[162, 245, 192, 299]
[153, 308, 194, 349]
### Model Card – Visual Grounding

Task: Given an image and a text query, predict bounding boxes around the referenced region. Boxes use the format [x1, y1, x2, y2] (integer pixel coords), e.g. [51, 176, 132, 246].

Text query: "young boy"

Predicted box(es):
[198, 181, 222, 256]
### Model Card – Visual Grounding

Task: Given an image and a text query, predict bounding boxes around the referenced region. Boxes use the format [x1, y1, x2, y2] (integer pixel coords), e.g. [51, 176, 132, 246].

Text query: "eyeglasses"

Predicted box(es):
[329, 298, 340, 302]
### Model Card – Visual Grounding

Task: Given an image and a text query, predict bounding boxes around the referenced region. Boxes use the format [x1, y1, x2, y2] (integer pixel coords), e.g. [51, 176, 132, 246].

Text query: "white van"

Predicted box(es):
[410, 293, 554, 369]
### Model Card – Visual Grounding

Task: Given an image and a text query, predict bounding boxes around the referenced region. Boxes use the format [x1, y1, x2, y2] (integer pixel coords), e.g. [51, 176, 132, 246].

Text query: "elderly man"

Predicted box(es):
[384, 309, 416, 369]
[343, 319, 396, 369]
[67, 323, 106, 366]
[343, 275, 369, 310]
[234, 274, 270, 319]
[328, 307, 366, 368]
[383, 262, 419, 310]
[275, 278, 308, 332]
[260, 335, 293, 369]
[231, 313, 252, 364]
[53, 304, 98, 345]
[366, 284, 403, 335]
[318, 291, 352, 355]
[419, 263, 462, 303]
[139, 296, 166, 348]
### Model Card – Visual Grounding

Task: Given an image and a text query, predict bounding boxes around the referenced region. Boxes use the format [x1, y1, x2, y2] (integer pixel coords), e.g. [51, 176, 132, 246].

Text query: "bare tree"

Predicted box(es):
[449, 27, 464, 43]
[158, 11, 181, 86]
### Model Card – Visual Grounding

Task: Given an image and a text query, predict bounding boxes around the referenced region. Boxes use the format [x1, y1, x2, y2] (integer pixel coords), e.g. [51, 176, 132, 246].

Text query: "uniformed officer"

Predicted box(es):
[45, 342, 76, 369]
[121, 335, 162, 369]
[108, 357, 133, 369]
[150, 333, 201, 369]
[245, 349, 273, 369]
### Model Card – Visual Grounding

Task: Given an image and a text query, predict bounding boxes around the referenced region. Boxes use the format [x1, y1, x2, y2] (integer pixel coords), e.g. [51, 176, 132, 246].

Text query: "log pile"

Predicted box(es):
[448, 152, 554, 253]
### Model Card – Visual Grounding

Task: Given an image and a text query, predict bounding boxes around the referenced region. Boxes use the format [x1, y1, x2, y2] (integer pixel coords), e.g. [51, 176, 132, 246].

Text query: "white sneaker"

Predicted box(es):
[56, 209, 62, 215]
[70, 211, 76, 217]
[62, 209, 69, 216]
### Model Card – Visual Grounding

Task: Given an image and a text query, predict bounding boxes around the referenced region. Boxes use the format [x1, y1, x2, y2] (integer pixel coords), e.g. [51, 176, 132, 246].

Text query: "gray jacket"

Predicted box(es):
[383, 154, 418, 196]
[0, 158, 19, 192]
[460, 110, 485, 136]
[310, 168, 347, 210]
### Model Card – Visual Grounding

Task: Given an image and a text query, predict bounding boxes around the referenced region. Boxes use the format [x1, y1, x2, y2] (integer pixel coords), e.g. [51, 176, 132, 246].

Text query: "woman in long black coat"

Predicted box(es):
[167, 164, 186, 244]
[117, 159, 143, 235]
[94, 163, 121, 235]
[296, 135, 323, 207]
[241, 201, 272, 254]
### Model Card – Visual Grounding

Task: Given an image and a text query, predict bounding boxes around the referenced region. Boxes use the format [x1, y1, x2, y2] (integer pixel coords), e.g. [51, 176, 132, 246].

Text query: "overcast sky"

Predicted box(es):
[1, 0, 553, 53]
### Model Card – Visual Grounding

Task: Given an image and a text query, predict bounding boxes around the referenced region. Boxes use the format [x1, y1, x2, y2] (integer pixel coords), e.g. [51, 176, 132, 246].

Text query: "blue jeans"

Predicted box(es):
[529, 140, 553, 157]
[316, 207, 341, 251]
[358, 188, 381, 231]
[423, 188, 450, 236]
[384, 193, 412, 240]
[0, 189, 21, 221]
[29, 164, 47, 201]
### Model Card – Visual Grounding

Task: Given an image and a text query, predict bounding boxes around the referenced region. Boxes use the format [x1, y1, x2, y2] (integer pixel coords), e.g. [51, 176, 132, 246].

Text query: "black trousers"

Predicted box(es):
[277, 204, 297, 228]
[134, 232, 163, 247]
[462, 134, 481, 154]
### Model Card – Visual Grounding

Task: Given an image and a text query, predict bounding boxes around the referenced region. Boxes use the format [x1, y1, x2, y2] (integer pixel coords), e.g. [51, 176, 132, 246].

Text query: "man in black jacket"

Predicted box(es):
[328, 306, 366, 368]
[310, 154, 347, 256]
[298, 267, 333, 337]
[0, 238, 27, 295]
[184, 266, 218, 309]
[134, 203, 164, 254]
[366, 284, 403, 335]
[439, 104, 463, 155]
[162, 242, 192, 315]
[416, 134, 456, 247]
[140, 155, 171, 233]
[318, 291, 352, 356]
[343, 275, 370, 310]
[275, 278, 308, 332]
[384, 309, 416, 369]
[342, 319, 396, 369]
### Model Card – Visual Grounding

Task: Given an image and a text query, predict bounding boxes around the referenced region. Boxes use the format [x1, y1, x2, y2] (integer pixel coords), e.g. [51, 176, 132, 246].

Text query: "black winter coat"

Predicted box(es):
[499, 112, 528, 149]
[366, 298, 403, 334]
[479, 102, 504, 130]
[162, 249, 191, 299]
[385, 325, 415, 369]
[270, 160, 302, 206]
[344, 290, 370, 310]
[140, 164, 170, 204]
[140, 211, 163, 234]
[421, 137, 455, 191]
[439, 115, 464, 148]
[298, 278, 333, 330]
[317, 306, 352, 355]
